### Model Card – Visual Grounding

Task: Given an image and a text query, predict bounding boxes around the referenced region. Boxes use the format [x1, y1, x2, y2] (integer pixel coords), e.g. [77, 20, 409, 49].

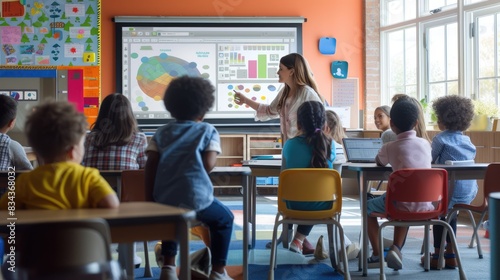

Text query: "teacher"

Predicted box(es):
[234, 53, 325, 144]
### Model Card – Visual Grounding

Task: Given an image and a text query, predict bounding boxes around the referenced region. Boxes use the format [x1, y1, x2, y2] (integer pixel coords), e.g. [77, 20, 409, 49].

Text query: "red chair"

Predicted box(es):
[371, 168, 466, 280]
[445, 162, 500, 259]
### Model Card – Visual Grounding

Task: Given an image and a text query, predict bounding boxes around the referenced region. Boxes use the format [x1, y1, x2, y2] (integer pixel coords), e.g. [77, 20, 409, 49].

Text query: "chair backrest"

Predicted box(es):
[483, 163, 500, 204]
[385, 168, 448, 221]
[18, 218, 117, 279]
[278, 168, 342, 220]
[120, 169, 146, 202]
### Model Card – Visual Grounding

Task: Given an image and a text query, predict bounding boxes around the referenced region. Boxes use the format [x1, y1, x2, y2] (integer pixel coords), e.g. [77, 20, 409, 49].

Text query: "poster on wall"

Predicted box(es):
[0, 0, 99, 67]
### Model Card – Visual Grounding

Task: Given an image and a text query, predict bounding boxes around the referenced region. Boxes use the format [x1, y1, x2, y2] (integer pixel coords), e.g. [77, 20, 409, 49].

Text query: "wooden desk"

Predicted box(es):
[343, 163, 489, 276]
[0, 202, 196, 279]
[210, 166, 252, 280]
[22, 147, 36, 162]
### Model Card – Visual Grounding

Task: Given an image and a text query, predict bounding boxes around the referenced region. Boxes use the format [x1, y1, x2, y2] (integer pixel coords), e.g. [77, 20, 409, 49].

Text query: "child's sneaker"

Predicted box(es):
[386, 245, 403, 270]
[367, 255, 386, 268]
[159, 265, 178, 280]
[289, 238, 303, 254]
[209, 269, 234, 280]
[345, 243, 360, 260]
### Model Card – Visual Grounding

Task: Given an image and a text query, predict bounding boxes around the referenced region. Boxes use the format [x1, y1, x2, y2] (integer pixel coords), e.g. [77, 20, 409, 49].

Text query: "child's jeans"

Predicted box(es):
[161, 198, 234, 266]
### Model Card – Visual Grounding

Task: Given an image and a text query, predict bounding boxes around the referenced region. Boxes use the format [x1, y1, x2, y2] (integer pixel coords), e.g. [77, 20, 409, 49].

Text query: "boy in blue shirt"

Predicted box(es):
[145, 76, 234, 280]
[425, 95, 477, 269]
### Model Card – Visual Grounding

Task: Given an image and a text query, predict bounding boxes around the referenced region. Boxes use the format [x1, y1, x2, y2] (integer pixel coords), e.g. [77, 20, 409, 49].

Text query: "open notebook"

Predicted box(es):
[342, 138, 383, 163]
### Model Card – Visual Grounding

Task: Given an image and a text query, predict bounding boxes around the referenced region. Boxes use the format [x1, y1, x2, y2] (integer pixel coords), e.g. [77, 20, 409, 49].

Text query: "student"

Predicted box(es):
[0, 101, 119, 209]
[83, 93, 147, 170]
[423, 95, 477, 269]
[82, 93, 147, 269]
[324, 109, 360, 260]
[235, 52, 323, 252]
[374, 105, 396, 143]
[325, 110, 347, 143]
[391, 94, 431, 142]
[0, 95, 33, 171]
[233, 53, 324, 144]
[145, 76, 234, 280]
[282, 101, 335, 254]
[366, 98, 432, 270]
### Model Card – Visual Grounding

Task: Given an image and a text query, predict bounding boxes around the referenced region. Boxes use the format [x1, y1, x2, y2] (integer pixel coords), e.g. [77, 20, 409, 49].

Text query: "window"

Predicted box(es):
[380, 0, 500, 123]
[473, 10, 500, 104]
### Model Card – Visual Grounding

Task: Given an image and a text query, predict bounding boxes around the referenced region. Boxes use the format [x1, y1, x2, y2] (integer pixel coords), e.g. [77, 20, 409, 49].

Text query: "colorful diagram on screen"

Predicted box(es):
[135, 53, 202, 110]
[216, 82, 281, 111]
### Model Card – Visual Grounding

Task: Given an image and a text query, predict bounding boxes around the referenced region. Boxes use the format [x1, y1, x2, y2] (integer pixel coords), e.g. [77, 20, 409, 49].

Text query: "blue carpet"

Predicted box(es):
[249, 263, 343, 279]
[133, 263, 343, 279]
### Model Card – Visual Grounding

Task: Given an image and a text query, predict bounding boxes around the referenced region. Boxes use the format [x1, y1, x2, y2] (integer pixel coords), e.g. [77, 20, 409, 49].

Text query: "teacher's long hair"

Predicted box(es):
[276, 53, 324, 111]
[296, 101, 331, 168]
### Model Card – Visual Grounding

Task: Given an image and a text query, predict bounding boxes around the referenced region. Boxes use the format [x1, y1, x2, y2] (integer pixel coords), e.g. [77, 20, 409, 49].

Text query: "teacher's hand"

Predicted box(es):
[233, 91, 246, 105]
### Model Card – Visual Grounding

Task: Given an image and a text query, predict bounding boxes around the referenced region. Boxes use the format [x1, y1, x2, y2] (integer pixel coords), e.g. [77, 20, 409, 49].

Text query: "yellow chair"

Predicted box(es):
[268, 168, 350, 280]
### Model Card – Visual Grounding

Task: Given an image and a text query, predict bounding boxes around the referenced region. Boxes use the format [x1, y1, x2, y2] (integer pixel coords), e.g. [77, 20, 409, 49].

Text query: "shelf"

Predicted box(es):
[249, 148, 282, 150]
[218, 156, 244, 159]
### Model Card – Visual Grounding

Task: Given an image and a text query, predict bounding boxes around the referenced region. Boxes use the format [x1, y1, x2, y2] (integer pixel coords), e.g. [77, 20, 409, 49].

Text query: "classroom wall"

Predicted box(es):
[101, 0, 365, 108]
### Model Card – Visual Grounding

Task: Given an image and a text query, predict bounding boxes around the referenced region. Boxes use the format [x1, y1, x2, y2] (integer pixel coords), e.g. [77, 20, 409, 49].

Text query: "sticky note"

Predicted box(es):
[83, 52, 95, 63]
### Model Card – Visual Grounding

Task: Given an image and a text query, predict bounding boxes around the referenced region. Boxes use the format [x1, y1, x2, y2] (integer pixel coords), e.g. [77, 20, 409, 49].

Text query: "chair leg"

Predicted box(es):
[327, 224, 338, 270]
[335, 223, 351, 280]
[143, 241, 152, 277]
[268, 215, 281, 280]
[378, 224, 386, 280]
[423, 225, 430, 271]
[470, 211, 487, 259]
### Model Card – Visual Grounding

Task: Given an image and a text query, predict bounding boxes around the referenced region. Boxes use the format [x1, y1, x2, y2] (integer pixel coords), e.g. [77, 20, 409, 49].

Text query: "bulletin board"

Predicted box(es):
[331, 78, 359, 129]
[0, 0, 100, 67]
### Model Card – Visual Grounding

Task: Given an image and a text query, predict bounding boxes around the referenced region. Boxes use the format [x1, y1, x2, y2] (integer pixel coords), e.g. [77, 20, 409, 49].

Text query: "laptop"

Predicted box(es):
[342, 138, 383, 163]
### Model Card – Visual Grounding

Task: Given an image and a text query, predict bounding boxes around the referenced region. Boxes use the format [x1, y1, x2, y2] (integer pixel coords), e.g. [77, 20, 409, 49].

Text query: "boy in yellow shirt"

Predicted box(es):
[0, 101, 119, 210]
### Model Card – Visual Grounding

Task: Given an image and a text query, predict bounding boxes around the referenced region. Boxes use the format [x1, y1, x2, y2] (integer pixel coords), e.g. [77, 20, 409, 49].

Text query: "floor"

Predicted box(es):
[115, 194, 492, 279]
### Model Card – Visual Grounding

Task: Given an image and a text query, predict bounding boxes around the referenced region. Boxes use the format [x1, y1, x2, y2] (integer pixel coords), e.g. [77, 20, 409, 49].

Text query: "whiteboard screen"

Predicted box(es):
[114, 17, 304, 127]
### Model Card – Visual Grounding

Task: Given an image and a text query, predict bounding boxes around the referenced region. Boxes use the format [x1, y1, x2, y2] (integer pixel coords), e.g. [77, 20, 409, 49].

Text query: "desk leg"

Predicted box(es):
[178, 220, 191, 280]
[251, 176, 257, 249]
[358, 171, 368, 276]
[243, 174, 250, 280]
[122, 243, 134, 279]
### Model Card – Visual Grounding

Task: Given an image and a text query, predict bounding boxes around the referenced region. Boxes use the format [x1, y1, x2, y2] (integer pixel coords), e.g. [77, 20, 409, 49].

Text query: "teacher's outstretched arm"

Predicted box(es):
[233, 90, 261, 111]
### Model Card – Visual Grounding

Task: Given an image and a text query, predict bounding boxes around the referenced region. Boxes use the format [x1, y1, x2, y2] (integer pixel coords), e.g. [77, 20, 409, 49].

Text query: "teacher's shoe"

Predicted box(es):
[209, 269, 234, 280]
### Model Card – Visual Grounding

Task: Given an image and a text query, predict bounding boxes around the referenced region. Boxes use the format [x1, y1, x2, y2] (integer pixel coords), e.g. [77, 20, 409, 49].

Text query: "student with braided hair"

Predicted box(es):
[281, 101, 336, 254]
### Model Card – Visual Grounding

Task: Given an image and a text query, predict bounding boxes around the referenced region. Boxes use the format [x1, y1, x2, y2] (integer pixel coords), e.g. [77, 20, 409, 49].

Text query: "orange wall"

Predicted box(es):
[101, 0, 364, 106]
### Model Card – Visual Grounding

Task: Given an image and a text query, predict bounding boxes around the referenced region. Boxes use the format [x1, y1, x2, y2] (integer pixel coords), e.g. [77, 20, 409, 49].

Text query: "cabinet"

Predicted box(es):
[246, 134, 281, 160]
[217, 134, 246, 167]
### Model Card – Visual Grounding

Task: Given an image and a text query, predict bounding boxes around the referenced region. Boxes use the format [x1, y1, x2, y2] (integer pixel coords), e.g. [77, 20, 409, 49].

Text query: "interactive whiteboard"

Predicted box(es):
[114, 16, 305, 127]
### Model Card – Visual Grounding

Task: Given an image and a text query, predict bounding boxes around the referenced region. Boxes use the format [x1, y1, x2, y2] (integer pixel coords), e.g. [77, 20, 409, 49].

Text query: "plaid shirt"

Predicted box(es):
[82, 132, 147, 170]
[0, 133, 11, 170]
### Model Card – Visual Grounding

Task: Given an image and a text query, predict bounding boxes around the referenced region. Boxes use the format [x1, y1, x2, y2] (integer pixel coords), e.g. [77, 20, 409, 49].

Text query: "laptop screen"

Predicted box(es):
[342, 138, 383, 163]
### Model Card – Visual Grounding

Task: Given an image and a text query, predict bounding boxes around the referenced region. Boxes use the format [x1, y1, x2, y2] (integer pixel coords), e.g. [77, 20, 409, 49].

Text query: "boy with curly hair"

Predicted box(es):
[0, 101, 119, 210]
[145, 76, 234, 280]
[424, 95, 477, 269]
